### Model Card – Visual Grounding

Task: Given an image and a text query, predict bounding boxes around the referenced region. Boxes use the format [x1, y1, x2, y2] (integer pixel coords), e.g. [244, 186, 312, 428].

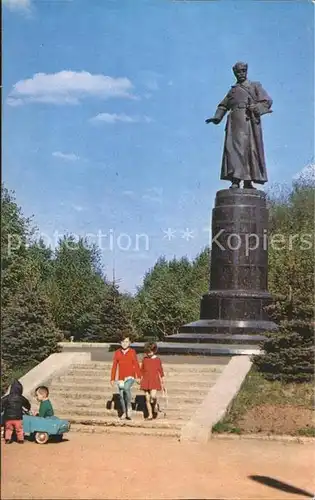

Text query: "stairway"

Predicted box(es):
[48, 360, 225, 439]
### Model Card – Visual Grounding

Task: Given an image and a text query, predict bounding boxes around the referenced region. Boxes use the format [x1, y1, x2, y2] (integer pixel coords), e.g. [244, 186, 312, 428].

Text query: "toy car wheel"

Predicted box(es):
[35, 432, 49, 444]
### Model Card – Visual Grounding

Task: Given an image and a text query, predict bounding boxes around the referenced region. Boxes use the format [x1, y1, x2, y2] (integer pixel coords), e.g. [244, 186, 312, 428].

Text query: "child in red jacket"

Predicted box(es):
[110, 334, 141, 420]
[140, 342, 165, 420]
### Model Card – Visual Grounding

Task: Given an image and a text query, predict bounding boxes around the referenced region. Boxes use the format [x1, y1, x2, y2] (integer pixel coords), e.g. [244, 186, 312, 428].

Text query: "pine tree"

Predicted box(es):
[134, 249, 210, 340]
[50, 236, 107, 339]
[253, 319, 314, 383]
[1, 185, 33, 273]
[1, 358, 12, 396]
[2, 285, 62, 367]
[28, 238, 54, 283]
[83, 283, 134, 342]
[254, 178, 315, 383]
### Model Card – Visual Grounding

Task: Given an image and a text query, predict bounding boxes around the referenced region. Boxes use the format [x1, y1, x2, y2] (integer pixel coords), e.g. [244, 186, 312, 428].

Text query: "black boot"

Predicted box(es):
[230, 178, 240, 189]
[244, 180, 256, 189]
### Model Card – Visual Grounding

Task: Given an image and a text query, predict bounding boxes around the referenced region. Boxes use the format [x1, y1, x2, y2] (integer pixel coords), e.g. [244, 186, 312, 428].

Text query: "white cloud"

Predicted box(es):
[52, 151, 80, 161]
[4, 0, 74, 15]
[3, 0, 31, 12]
[7, 71, 134, 106]
[90, 113, 152, 124]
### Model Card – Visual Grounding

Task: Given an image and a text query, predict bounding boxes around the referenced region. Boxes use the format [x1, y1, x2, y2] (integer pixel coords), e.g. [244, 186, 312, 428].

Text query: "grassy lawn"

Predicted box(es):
[213, 367, 314, 436]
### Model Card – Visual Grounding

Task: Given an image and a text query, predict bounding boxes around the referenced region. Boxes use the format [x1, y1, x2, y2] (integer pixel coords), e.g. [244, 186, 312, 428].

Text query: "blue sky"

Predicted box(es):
[3, 0, 314, 293]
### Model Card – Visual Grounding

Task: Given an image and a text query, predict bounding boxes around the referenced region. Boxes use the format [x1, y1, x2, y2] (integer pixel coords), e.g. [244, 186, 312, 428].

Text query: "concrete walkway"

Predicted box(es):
[2, 433, 314, 499]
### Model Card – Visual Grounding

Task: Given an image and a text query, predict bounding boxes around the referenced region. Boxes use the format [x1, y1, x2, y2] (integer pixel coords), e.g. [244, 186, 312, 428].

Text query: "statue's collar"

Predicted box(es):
[232, 80, 250, 88]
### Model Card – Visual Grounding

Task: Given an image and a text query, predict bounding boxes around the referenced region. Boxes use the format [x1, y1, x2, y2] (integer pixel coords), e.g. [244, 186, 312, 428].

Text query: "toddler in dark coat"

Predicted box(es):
[1, 379, 31, 444]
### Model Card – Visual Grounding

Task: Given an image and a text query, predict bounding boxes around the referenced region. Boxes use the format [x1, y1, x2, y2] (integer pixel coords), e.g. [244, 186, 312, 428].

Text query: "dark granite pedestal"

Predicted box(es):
[168, 188, 277, 350]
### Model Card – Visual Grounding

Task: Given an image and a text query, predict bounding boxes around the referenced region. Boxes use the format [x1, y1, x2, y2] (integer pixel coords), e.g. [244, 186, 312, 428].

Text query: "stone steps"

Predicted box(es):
[60, 414, 183, 429]
[54, 406, 193, 419]
[49, 390, 207, 404]
[53, 375, 218, 387]
[46, 360, 224, 438]
[62, 371, 219, 380]
[68, 363, 223, 373]
[49, 383, 212, 395]
[69, 423, 180, 438]
[51, 397, 198, 412]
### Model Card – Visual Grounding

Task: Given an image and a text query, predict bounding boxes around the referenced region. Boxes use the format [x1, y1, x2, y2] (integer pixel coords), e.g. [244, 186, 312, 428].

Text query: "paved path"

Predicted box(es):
[2, 433, 314, 499]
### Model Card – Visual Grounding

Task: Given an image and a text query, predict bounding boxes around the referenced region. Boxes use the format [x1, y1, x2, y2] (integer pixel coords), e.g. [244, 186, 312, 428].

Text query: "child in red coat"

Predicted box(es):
[110, 334, 141, 420]
[140, 342, 165, 420]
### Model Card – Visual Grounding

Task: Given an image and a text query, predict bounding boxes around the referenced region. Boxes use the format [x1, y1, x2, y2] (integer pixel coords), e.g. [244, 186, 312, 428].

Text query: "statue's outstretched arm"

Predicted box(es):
[205, 95, 229, 125]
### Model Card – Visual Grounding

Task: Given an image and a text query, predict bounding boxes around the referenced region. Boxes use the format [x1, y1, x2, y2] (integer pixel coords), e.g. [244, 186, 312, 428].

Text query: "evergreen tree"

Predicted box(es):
[28, 238, 54, 283]
[1, 186, 34, 307]
[134, 250, 210, 340]
[1, 358, 12, 396]
[83, 282, 134, 342]
[254, 177, 315, 382]
[2, 284, 62, 368]
[253, 318, 314, 383]
[1, 185, 33, 272]
[267, 178, 314, 321]
[50, 235, 107, 339]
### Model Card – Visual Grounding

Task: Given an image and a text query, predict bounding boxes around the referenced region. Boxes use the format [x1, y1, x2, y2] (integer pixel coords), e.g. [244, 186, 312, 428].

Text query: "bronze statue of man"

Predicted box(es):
[206, 62, 273, 189]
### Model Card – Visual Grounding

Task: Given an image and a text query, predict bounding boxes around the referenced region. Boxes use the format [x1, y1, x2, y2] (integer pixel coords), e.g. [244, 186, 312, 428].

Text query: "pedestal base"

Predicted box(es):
[166, 188, 278, 351]
[169, 319, 277, 345]
[200, 290, 274, 322]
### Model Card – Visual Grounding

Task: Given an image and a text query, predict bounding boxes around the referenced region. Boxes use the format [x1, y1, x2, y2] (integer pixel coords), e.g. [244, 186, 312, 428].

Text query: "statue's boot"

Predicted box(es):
[230, 178, 240, 189]
[244, 180, 256, 189]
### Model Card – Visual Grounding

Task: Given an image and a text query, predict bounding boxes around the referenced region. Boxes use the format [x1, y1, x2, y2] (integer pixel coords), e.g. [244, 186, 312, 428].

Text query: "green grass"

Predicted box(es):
[297, 427, 315, 437]
[212, 422, 242, 434]
[10, 363, 37, 381]
[212, 366, 314, 434]
[2, 362, 37, 395]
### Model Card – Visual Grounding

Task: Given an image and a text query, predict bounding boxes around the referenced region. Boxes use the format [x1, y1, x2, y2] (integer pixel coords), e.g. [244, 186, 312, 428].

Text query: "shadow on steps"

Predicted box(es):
[106, 394, 160, 419]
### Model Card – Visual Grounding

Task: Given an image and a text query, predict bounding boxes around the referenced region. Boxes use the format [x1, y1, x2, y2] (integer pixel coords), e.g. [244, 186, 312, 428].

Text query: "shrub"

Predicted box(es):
[253, 320, 314, 383]
[2, 287, 62, 368]
[1, 358, 12, 396]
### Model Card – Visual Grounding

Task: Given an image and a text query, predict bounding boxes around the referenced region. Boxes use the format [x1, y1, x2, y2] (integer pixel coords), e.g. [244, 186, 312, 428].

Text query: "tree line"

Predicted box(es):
[1, 171, 314, 387]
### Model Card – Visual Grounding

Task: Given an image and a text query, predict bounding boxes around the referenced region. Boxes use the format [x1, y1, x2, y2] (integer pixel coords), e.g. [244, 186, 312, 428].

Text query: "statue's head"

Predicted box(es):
[233, 62, 248, 83]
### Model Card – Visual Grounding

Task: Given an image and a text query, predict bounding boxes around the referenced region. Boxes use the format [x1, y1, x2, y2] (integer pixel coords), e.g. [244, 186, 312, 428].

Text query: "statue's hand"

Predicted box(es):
[205, 118, 220, 125]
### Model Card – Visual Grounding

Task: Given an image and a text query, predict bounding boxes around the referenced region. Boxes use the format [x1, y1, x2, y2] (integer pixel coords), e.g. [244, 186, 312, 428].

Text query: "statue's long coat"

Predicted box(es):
[214, 80, 272, 184]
